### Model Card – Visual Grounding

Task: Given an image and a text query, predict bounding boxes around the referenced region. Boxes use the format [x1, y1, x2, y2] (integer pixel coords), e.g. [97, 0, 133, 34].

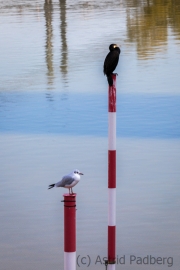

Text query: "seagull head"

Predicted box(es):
[73, 169, 84, 175]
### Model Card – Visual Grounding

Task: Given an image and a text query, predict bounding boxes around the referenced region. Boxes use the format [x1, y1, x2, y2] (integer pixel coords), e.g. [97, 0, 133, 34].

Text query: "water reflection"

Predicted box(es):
[126, 0, 180, 59]
[44, 0, 68, 88]
[59, 0, 68, 83]
[44, 0, 54, 86]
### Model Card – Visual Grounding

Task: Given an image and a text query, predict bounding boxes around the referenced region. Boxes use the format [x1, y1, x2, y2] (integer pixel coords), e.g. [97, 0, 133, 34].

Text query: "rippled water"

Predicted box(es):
[0, 0, 180, 269]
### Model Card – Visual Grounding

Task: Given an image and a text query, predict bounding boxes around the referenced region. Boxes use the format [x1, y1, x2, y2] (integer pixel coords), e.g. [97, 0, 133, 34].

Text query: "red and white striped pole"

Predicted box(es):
[108, 74, 116, 270]
[63, 193, 76, 270]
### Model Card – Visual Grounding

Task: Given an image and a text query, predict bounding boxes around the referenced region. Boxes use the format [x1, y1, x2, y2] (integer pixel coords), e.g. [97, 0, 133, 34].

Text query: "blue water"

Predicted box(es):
[0, 92, 180, 138]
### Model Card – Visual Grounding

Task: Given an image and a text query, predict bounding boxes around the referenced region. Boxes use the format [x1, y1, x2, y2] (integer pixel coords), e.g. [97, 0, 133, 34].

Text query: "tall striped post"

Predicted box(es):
[63, 193, 76, 270]
[108, 74, 116, 270]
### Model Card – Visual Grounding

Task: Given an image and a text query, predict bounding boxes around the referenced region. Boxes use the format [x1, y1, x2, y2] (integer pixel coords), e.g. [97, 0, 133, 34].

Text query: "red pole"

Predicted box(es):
[63, 193, 76, 270]
[108, 74, 116, 270]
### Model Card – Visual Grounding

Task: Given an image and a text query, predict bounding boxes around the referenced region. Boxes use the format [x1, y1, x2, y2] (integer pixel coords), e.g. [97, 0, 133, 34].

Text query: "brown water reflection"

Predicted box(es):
[1, 0, 180, 85]
[59, 0, 68, 81]
[44, 0, 68, 85]
[44, 0, 54, 85]
[41, 0, 180, 82]
[126, 0, 180, 58]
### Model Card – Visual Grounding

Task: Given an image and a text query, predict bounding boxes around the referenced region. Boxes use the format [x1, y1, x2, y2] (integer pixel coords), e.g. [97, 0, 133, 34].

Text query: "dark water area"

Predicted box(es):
[0, 1, 180, 270]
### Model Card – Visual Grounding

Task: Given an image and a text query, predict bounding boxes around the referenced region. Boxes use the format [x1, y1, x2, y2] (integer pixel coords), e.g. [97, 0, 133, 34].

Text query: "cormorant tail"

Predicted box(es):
[48, 184, 55, 189]
[107, 75, 113, 86]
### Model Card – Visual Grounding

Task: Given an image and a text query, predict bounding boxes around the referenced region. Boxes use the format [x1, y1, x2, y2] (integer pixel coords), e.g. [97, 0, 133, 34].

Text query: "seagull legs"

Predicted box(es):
[68, 188, 74, 195]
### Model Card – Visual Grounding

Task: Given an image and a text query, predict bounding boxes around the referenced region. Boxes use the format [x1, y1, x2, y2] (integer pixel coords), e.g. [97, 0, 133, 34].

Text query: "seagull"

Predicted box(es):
[103, 44, 121, 86]
[48, 169, 84, 194]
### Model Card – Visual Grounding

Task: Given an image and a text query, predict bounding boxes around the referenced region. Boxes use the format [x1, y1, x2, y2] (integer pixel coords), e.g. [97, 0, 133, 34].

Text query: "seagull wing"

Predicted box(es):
[56, 175, 75, 187]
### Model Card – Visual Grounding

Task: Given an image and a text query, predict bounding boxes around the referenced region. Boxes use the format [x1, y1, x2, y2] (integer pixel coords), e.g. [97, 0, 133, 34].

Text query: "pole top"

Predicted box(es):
[63, 193, 77, 198]
[111, 73, 117, 80]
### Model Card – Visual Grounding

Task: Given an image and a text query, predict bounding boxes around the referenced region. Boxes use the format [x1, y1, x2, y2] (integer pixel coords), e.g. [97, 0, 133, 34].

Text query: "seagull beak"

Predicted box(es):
[79, 172, 84, 175]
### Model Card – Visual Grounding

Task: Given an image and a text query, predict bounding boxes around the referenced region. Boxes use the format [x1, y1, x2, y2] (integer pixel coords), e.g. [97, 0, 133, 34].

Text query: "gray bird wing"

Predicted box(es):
[56, 175, 75, 187]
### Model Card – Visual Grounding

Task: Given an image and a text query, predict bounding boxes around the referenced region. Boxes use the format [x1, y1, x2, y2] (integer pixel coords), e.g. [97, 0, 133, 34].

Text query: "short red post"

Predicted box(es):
[108, 74, 116, 270]
[63, 193, 76, 270]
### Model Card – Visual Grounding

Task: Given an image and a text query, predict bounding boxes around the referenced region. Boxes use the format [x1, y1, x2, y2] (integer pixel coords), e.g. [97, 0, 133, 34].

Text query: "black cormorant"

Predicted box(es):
[103, 44, 121, 86]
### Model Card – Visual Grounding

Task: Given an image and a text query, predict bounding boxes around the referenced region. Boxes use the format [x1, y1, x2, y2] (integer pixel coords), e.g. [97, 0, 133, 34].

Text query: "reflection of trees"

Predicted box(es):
[44, 0, 54, 84]
[59, 0, 68, 80]
[168, 0, 180, 38]
[126, 0, 180, 59]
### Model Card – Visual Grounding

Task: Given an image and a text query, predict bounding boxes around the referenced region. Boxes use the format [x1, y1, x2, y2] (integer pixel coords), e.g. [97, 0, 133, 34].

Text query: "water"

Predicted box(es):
[0, 1, 180, 269]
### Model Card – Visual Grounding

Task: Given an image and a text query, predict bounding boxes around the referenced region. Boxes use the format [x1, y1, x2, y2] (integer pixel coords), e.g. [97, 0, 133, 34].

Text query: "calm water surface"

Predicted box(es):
[0, 0, 180, 269]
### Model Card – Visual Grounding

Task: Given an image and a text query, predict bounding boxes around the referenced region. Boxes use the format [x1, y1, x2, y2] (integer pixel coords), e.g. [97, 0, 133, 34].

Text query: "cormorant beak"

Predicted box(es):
[79, 172, 84, 175]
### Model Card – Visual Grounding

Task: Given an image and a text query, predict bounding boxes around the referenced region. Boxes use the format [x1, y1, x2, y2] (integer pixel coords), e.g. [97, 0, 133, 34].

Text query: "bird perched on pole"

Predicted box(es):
[48, 169, 83, 194]
[103, 44, 121, 86]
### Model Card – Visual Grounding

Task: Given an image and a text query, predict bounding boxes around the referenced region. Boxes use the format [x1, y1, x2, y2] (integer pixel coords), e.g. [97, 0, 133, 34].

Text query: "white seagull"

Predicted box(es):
[48, 169, 84, 194]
